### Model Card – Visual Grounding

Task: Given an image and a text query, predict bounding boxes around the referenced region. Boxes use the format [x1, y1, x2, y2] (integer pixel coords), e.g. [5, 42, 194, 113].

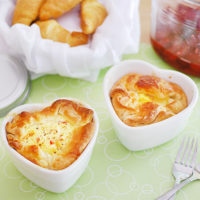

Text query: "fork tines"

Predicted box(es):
[175, 137, 198, 168]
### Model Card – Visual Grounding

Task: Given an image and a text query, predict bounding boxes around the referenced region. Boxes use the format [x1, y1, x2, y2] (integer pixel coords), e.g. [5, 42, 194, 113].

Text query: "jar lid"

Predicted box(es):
[0, 55, 31, 117]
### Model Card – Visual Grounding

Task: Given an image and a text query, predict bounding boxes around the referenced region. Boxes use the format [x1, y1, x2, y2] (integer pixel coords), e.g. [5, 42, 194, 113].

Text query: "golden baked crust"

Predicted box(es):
[110, 73, 188, 127]
[6, 99, 95, 170]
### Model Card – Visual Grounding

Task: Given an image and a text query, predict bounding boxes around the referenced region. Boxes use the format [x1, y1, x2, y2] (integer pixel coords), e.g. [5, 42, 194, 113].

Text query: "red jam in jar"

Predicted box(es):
[151, 0, 200, 76]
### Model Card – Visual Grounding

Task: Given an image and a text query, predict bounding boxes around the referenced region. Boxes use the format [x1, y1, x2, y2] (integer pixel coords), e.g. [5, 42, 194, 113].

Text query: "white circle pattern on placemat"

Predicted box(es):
[0, 141, 5, 162]
[104, 139, 131, 162]
[85, 84, 105, 108]
[67, 79, 88, 88]
[43, 93, 58, 103]
[107, 165, 122, 178]
[133, 148, 154, 159]
[74, 192, 85, 200]
[42, 77, 67, 91]
[74, 167, 94, 189]
[151, 154, 173, 179]
[19, 179, 38, 193]
[105, 165, 137, 196]
[4, 161, 23, 179]
[97, 135, 108, 145]
[86, 195, 107, 200]
[35, 191, 47, 200]
[99, 126, 113, 134]
[141, 184, 154, 193]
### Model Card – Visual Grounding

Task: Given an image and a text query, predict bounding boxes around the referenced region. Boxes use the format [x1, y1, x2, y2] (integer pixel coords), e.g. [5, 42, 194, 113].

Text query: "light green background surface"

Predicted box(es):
[0, 44, 200, 200]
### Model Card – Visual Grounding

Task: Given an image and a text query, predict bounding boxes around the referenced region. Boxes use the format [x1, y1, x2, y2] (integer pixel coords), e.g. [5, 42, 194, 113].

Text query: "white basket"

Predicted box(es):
[0, 0, 140, 81]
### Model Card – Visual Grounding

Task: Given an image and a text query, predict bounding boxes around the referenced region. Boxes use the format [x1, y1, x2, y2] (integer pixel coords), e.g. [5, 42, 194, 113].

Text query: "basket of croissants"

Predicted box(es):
[0, 0, 140, 81]
[13, 0, 108, 47]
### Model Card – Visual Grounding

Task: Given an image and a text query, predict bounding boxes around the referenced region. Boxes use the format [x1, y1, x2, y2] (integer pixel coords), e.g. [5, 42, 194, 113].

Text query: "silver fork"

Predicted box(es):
[167, 137, 198, 200]
[157, 164, 200, 200]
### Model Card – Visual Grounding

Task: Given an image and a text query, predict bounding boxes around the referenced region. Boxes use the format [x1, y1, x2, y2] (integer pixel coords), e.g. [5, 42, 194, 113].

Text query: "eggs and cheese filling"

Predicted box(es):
[21, 116, 74, 155]
[6, 99, 95, 170]
[110, 73, 188, 126]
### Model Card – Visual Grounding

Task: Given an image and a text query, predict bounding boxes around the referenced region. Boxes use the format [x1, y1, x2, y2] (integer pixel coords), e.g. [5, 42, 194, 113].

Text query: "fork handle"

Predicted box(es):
[156, 175, 197, 200]
[168, 180, 181, 200]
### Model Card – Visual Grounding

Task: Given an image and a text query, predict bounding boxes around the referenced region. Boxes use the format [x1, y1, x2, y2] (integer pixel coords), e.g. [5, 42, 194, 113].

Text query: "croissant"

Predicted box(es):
[81, 0, 108, 34]
[39, 0, 83, 20]
[36, 20, 88, 47]
[67, 32, 89, 47]
[12, 0, 45, 25]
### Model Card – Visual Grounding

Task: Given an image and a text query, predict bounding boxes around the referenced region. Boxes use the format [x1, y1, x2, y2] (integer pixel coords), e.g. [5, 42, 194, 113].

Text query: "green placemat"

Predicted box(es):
[1, 44, 200, 200]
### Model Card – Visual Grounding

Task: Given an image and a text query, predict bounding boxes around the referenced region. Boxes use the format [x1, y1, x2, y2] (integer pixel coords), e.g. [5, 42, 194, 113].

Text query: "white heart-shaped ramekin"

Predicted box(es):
[103, 60, 198, 151]
[1, 98, 99, 193]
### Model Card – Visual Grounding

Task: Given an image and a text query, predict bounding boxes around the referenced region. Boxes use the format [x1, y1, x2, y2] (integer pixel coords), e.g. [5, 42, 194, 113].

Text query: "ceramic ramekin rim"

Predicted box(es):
[1, 97, 99, 175]
[103, 59, 199, 130]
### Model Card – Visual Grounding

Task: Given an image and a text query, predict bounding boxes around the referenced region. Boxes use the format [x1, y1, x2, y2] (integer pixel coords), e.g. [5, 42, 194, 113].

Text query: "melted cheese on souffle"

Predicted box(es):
[6, 99, 95, 170]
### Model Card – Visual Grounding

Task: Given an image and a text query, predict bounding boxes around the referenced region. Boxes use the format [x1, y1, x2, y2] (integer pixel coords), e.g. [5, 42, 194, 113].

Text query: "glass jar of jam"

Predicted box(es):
[151, 0, 200, 76]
